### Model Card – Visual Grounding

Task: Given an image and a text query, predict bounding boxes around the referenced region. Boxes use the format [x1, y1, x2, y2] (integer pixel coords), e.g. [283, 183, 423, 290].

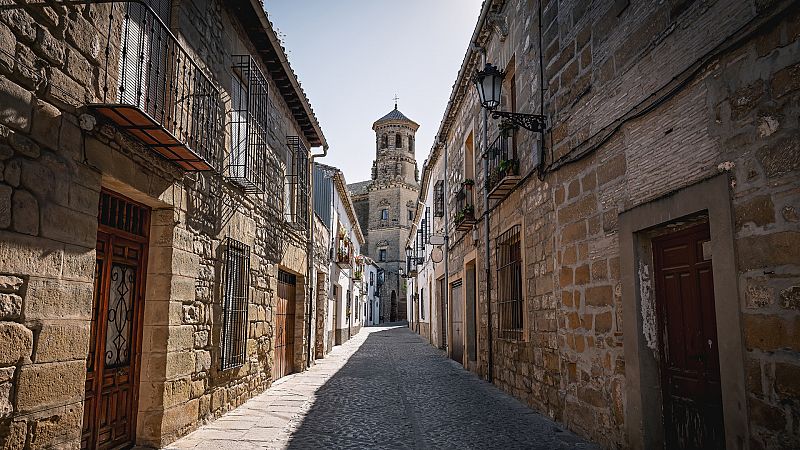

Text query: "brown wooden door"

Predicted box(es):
[450, 280, 464, 365]
[653, 223, 724, 450]
[273, 270, 296, 380]
[83, 191, 149, 450]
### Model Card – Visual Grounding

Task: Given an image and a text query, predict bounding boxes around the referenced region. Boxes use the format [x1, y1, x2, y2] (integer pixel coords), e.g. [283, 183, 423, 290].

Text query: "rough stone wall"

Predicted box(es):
[0, 1, 315, 448]
[434, 0, 800, 448]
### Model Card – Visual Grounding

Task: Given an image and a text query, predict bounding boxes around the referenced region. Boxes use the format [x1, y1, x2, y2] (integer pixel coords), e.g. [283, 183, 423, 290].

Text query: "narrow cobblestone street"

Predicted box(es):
[167, 326, 597, 449]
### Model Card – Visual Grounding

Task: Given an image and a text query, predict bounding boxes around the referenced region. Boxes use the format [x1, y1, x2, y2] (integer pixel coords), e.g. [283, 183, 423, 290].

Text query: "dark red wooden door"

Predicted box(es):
[83, 191, 149, 450]
[273, 270, 296, 380]
[653, 223, 724, 450]
[450, 281, 464, 365]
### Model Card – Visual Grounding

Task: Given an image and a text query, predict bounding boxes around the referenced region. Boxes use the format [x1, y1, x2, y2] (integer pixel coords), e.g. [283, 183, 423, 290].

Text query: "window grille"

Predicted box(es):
[379, 249, 387, 262]
[221, 238, 250, 370]
[98, 190, 149, 237]
[424, 207, 430, 243]
[286, 136, 310, 228]
[229, 55, 268, 193]
[91, 1, 222, 172]
[416, 229, 425, 265]
[496, 225, 523, 340]
[433, 180, 444, 217]
[381, 209, 389, 221]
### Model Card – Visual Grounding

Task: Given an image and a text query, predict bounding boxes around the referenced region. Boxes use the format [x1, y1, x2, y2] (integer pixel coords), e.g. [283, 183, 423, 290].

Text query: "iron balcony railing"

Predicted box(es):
[286, 136, 310, 228]
[229, 55, 269, 193]
[486, 132, 520, 198]
[90, 1, 222, 171]
[454, 183, 477, 231]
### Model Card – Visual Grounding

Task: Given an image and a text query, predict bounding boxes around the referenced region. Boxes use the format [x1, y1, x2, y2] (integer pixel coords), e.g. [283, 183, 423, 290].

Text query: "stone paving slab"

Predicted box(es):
[166, 326, 599, 449]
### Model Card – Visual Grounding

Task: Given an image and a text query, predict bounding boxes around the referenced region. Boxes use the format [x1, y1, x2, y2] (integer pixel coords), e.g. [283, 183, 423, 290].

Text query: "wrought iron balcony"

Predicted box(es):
[286, 136, 310, 228]
[229, 55, 268, 193]
[454, 182, 477, 231]
[486, 133, 520, 200]
[89, 1, 222, 171]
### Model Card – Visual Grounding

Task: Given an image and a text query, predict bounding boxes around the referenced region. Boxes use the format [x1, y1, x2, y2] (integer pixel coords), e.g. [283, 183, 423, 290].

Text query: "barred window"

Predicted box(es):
[286, 136, 309, 228]
[221, 238, 250, 370]
[433, 180, 444, 217]
[496, 225, 523, 340]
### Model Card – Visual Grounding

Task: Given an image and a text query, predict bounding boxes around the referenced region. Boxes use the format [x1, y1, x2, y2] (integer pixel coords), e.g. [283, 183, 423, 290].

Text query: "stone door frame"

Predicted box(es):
[618, 174, 748, 450]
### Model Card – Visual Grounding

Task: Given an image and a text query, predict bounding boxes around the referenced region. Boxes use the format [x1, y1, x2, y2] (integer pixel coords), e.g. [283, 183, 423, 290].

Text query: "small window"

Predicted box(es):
[370, 272, 374, 286]
[379, 249, 387, 262]
[409, 135, 414, 153]
[221, 238, 250, 370]
[381, 209, 389, 221]
[395, 133, 402, 148]
[497, 225, 523, 340]
[433, 180, 444, 217]
[408, 210, 414, 221]
[381, 134, 388, 149]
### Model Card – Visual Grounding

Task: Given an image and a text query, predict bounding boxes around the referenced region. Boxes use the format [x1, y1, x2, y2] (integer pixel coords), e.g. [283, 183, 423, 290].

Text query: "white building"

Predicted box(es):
[313, 163, 366, 352]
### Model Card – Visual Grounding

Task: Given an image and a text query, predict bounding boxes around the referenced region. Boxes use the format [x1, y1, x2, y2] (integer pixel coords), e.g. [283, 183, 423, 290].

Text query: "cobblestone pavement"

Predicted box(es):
[167, 325, 598, 450]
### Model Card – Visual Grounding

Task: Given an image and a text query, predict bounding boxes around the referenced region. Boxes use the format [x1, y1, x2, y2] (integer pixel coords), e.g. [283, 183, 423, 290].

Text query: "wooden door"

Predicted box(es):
[653, 223, 724, 450]
[438, 278, 447, 350]
[83, 191, 149, 450]
[450, 281, 464, 365]
[466, 264, 477, 362]
[273, 270, 296, 380]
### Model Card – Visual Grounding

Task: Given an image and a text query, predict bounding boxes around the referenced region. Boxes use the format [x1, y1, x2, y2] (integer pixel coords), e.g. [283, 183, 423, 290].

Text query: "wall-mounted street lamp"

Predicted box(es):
[473, 63, 547, 133]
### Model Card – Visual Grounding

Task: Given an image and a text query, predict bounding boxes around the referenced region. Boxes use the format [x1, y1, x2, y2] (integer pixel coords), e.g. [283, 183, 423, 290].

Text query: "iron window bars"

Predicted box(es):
[89, 1, 222, 171]
[486, 133, 520, 197]
[229, 55, 269, 193]
[221, 238, 250, 370]
[433, 180, 445, 217]
[455, 184, 477, 231]
[98, 190, 149, 238]
[496, 225, 523, 340]
[286, 136, 310, 228]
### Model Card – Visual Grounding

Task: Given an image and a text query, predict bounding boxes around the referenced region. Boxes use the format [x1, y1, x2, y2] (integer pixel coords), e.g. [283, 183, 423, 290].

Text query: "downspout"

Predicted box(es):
[476, 44, 494, 383]
[307, 144, 328, 369]
[442, 139, 450, 358]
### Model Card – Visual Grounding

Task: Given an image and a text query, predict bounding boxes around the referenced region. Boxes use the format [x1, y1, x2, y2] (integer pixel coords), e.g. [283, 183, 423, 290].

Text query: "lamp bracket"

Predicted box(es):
[491, 110, 547, 133]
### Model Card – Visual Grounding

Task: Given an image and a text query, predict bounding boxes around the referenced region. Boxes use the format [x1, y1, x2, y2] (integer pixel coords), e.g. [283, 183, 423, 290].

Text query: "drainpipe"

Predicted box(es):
[442, 139, 451, 357]
[475, 44, 494, 383]
[307, 144, 328, 369]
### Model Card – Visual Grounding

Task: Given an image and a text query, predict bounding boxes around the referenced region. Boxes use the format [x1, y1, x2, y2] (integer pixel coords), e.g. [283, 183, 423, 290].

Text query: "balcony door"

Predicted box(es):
[450, 280, 464, 365]
[117, 0, 171, 121]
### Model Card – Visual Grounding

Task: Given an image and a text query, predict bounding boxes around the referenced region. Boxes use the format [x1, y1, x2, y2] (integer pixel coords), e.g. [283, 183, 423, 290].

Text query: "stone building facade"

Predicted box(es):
[349, 106, 420, 323]
[0, 0, 325, 448]
[408, 0, 800, 449]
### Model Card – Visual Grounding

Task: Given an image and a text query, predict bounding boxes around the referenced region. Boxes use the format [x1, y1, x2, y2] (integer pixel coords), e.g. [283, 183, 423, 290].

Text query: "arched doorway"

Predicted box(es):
[390, 290, 398, 322]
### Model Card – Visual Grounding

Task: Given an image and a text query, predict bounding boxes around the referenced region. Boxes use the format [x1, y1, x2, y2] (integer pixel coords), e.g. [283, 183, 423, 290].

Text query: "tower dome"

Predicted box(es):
[371, 103, 419, 185]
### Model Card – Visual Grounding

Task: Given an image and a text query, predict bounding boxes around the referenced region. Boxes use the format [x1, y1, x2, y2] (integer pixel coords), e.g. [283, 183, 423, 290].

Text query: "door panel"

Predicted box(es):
[451, 281, 464, 364]
[653, 223, 724, 450]
[84, 190, 149, 450]
[274, 270, 296, 380]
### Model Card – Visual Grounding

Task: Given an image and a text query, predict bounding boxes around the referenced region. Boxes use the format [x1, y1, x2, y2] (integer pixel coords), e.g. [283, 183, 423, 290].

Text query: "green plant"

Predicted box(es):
[462, 178, 475, 187]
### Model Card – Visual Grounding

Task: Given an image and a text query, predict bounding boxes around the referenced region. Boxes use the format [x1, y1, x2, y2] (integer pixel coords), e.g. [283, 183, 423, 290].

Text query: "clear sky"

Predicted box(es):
[265, 0, 484, 183]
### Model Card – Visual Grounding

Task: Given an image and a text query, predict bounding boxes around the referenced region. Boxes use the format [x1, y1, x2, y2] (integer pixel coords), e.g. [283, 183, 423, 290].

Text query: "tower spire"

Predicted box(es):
[392, 94, 399, 110]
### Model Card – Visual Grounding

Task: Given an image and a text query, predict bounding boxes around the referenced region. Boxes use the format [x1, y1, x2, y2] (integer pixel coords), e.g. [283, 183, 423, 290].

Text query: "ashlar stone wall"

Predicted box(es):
[434, 0, 800, 448]
[0, 1, 317, 448]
